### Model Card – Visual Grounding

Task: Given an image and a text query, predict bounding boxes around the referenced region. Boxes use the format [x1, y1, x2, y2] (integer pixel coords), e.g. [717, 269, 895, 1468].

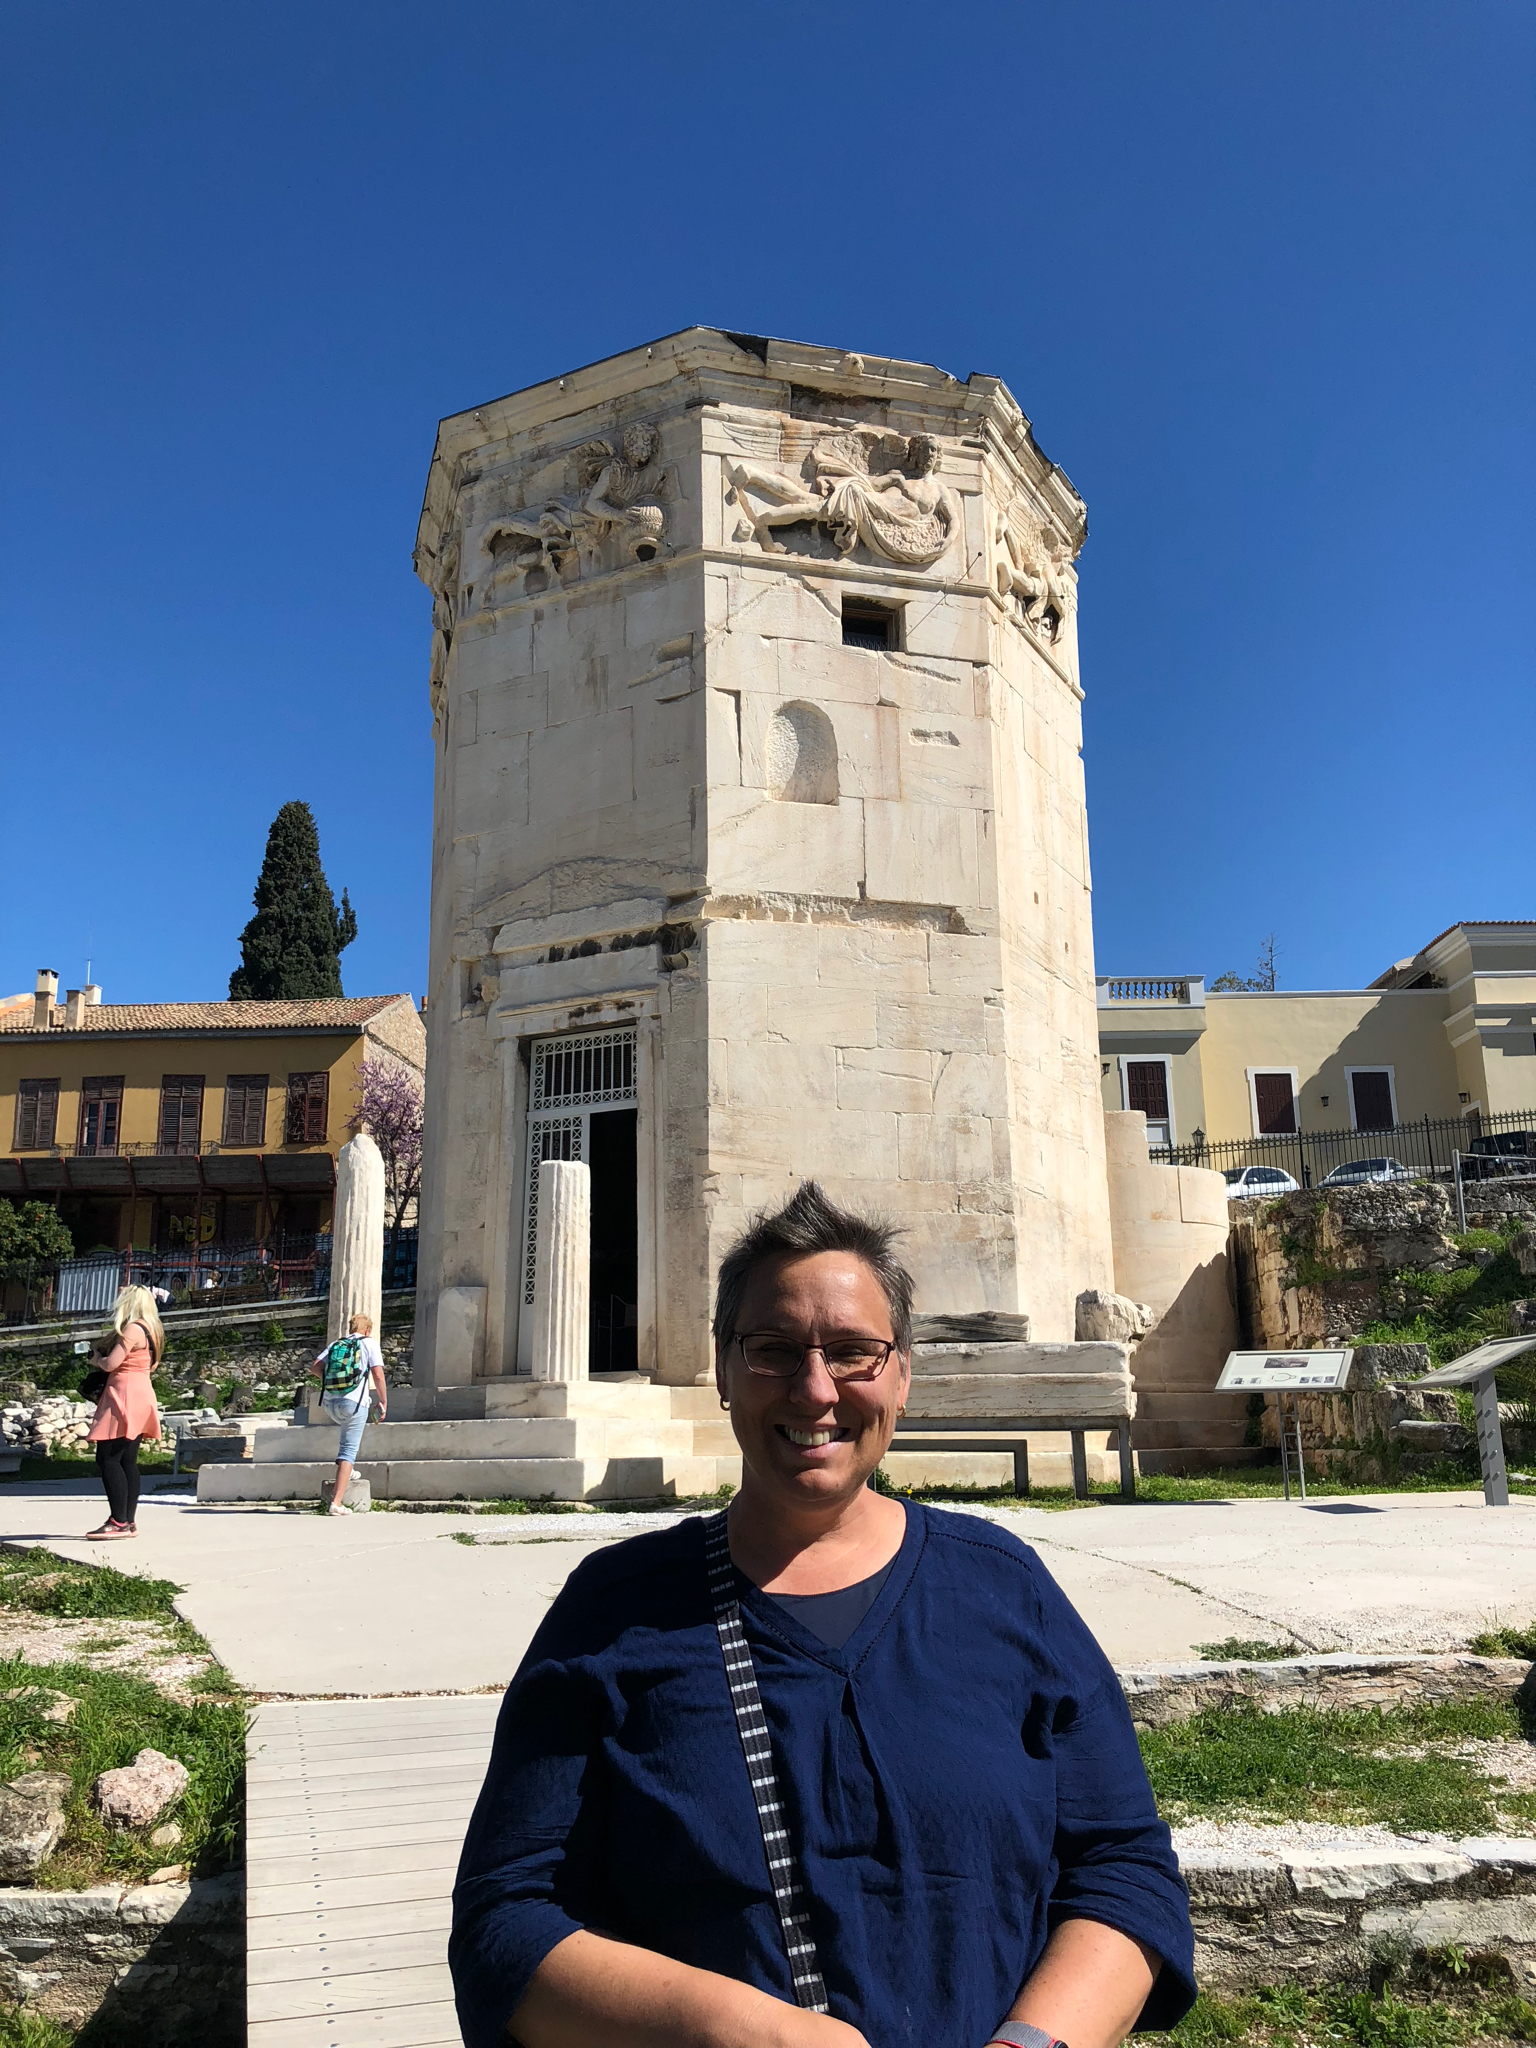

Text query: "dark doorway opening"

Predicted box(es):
[588, 1108, 638, 1373]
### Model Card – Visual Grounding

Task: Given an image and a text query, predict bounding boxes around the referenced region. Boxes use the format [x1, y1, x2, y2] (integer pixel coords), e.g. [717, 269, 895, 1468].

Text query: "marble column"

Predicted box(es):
[327, 1131, 385, 1345]
[532, 1160, 590, 1383]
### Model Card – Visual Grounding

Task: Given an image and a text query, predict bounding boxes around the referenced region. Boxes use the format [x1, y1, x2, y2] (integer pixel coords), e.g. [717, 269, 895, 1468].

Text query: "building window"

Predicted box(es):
[223, 1075, 270, 1146]
[13, 1078, 60, 1150]
[842, 600, 898, 651]
[78, 1077, 124, 1156]
[158, 1076, 205, 1155]
[285, 1072, 329, 1145]
[1251, 1072, 1298, 1135]
[1348, 1068, 1397, 1132]
[1124, 1059, 1173, 1146]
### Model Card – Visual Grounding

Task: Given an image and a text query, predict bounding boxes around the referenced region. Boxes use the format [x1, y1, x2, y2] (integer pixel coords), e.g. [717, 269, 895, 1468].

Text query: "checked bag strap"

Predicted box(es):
[704, 1510, 830, 2015]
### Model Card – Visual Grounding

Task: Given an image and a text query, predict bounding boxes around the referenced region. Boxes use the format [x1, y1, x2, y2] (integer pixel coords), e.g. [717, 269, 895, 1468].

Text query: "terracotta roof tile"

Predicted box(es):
[0, 995, 411, 1037]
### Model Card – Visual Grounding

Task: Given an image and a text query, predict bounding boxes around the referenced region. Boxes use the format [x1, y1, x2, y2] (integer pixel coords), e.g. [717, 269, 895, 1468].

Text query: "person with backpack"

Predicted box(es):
[309, 1312, 387, 1516]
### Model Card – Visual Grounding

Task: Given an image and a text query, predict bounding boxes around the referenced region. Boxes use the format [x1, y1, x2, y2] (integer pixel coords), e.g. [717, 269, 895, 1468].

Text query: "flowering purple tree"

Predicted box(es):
[347, 1057, 424, 1237]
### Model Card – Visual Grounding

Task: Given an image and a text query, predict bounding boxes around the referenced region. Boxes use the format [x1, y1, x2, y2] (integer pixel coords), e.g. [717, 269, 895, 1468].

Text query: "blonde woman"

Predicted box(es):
[86, 1285, 163, 1540]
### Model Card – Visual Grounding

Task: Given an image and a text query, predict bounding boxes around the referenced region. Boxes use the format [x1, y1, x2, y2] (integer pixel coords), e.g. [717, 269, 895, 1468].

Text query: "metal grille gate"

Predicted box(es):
[517, 1027, 638, 1372]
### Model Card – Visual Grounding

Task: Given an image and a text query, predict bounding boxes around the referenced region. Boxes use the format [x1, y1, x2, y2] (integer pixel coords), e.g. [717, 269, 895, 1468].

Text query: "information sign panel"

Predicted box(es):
[1216, 1350, 1354, 1393]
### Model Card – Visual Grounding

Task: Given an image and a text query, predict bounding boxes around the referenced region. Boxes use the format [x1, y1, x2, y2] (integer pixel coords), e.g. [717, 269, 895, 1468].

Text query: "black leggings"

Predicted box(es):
[96, 1437, 142, 1525]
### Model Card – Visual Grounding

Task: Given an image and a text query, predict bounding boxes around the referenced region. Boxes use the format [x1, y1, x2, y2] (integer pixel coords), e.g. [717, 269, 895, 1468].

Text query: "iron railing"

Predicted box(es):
[1, 1228, 418, 1326]
[1151, 1107, 1536, 1190]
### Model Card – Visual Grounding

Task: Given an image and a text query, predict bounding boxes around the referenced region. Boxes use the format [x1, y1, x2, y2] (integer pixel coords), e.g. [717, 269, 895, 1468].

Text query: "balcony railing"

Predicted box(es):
[1098, 976, 1203, 1005]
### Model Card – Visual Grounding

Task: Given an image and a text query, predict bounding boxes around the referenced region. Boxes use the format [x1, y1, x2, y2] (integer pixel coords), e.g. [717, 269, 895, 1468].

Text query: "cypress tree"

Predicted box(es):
[229, 801, 358, 1000]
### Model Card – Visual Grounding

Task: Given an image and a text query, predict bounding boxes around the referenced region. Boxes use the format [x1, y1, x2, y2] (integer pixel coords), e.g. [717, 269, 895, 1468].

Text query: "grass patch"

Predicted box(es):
[0, 1654, 243, 1888]
[1140, 1697, 1525, 1834]
[0, 2006, 74, 2047]
[0, 1547, 182, 1620]
[1150, 1980, 1536, 2048]
[1467, 1622, 1536, 1659]
[1196, 1638, 1305, 1662]
[14, 1443, 175, 1483]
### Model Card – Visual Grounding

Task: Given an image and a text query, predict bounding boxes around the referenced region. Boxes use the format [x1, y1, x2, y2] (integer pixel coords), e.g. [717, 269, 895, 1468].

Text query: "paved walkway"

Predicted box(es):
[1, 1477, 1533, 1692]
[246, 1694, 498, 2046]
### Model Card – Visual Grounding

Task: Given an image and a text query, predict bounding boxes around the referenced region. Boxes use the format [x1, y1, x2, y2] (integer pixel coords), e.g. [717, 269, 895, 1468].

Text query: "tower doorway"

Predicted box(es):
[517, 1027, 639, 1374]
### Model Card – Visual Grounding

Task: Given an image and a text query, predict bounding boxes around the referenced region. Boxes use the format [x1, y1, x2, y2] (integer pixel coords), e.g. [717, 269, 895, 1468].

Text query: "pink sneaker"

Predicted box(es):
[86, 1520, 135, 1540]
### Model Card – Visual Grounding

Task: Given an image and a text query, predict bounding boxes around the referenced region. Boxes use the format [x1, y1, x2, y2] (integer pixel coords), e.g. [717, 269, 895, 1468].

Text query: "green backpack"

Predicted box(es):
[319, 1337, 368, 1396]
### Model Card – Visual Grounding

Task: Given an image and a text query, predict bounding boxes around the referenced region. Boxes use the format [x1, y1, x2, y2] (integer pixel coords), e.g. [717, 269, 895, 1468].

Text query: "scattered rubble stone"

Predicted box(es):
[1074, 1289, 1153, 1343]
[0, 1771, 72, 1880]
[0, 1398, 97, 1455]
[149, 1821, 182, 1849]
[0, 1685, 77, 1724]
[93, 1748, 189, 1830]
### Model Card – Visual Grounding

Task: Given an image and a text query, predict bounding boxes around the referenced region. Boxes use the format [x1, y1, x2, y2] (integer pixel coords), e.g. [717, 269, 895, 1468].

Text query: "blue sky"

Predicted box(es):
[2, 0, 1531, 1005]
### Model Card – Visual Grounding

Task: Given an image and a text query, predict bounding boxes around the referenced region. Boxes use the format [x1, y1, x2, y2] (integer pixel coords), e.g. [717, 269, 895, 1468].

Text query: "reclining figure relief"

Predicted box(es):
[728, 428, 959, 570]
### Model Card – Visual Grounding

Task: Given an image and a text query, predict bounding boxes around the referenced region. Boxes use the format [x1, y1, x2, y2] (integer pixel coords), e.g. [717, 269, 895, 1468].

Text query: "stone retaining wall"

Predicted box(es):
[1120, 1654, 1534, 1729]
[0, 1872, 243, 2042]
[1182, 1836, 1536, 1992]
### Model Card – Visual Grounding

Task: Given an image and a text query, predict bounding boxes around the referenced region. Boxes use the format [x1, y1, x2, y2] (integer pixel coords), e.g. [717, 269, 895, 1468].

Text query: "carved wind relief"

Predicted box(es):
[420, 530, 461, 728]
[728, 428, 958, 570]
[478, 425, 674, 604]
[994, 498, 1077, 646]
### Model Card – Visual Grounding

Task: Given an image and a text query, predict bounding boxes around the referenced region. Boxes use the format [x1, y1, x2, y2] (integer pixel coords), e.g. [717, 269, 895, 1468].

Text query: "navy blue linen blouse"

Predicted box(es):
[451, 1503, 1194, 2048]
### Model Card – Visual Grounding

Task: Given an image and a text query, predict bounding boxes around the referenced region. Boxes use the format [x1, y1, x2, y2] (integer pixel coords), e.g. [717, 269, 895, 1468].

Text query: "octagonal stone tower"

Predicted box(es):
[413, 328, 1114, 1407]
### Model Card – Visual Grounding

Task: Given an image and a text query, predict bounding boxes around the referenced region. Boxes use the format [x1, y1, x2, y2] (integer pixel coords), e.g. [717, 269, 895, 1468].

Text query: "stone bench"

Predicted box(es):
[896, 1342, 1137, 1499]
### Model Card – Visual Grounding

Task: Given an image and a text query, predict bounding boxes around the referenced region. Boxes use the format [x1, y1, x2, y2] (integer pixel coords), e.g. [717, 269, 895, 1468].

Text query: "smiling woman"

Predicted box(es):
[450, 1183, 1195, 2048]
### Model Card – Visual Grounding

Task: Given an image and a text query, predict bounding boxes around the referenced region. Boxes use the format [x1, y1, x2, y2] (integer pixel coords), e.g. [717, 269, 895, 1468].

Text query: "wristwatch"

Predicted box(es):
[986, 2025, 1068, 2048]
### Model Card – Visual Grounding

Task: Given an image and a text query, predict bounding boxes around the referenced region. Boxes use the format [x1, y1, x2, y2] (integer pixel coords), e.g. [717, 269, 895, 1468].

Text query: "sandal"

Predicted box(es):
[86, 1520, 135, 1540]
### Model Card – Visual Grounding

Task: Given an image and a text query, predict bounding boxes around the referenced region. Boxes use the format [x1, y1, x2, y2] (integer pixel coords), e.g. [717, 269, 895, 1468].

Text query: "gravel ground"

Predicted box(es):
[0, 1612, 225, 1701]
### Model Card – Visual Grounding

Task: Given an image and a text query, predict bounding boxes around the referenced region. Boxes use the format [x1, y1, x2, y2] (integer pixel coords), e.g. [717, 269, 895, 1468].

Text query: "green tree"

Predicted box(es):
[0, 1201, 74, 1273]
[229, 801, 358, 1000]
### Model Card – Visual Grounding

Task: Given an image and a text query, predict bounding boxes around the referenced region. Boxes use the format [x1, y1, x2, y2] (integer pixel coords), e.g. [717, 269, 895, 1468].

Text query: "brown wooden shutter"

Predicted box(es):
[1350, 1071, 1395, 1131]
[1126, 1061, 1171, 1119]
[15, 1079, 60, 1150]
[1254, 1073, 1297, 1135]
[285, 1072, 329, 1145]
[159, 1077, 204, 1153]
[79, 1077, 123, 1154]
[223, 1076, 269, 1146]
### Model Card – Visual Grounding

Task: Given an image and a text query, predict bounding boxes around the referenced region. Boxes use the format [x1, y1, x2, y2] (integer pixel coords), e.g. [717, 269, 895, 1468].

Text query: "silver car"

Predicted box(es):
[1223, 1165, 1302, 1198]
[1318, 1156, 1412, 1187]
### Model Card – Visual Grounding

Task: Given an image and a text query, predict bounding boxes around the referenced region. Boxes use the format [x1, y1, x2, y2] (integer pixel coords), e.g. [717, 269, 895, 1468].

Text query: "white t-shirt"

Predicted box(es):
[317, 1336, 384, 1407]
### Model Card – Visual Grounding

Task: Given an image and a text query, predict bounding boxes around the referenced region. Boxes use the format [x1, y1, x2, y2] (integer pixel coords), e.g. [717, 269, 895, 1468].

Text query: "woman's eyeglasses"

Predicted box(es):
[733, 1333, 896, 1382]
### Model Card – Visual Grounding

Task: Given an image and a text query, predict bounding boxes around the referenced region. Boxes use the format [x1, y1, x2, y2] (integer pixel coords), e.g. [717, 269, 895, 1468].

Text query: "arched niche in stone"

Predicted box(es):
[763, 701, 838, 806]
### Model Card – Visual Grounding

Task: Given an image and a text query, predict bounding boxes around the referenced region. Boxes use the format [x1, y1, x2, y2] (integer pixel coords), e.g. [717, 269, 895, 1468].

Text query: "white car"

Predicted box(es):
[1224, 1165, 1302, 1199]
[1318, 1156, 1412, 1188]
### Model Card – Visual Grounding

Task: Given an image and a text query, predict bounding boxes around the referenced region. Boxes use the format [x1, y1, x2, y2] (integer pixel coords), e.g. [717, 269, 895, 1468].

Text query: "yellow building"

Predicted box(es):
[1098, 921, 1536, 1165]
[0, 973, 424, 1254]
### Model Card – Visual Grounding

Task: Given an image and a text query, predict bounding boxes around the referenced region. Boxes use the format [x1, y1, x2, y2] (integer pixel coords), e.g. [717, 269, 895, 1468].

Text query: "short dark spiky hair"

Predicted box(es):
[711, 1180, 914, 1353]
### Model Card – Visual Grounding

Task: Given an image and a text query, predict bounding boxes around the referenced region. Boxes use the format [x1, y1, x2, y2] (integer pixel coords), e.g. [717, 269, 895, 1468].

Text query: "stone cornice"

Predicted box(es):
[415, 327, 1084, 573]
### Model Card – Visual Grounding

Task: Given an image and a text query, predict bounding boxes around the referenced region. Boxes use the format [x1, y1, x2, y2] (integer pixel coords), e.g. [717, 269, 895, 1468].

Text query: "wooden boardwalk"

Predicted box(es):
[246, 1694, 501, 2047]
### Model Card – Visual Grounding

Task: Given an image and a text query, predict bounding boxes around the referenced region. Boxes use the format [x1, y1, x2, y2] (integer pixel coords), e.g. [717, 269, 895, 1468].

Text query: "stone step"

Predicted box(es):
[200, 1453, 740, 1504]
[484, 1379, 676, 1420]
[255, 1417, 698, 1465]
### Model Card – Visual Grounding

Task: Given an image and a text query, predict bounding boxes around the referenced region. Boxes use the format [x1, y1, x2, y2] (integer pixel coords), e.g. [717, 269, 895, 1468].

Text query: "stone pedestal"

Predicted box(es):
[327, 1132, 385, 1345]
[532, 1161, 590, 1383]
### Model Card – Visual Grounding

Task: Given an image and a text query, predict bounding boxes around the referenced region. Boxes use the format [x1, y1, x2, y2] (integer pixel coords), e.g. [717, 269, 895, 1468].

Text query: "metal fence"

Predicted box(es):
[2, 1228, 418, 1326]
[1150, 1107, 1536, 1191]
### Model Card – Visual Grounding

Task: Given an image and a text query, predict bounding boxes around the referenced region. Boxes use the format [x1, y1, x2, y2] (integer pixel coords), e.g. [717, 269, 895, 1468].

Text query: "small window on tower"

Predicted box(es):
[842, 601, 898, 652]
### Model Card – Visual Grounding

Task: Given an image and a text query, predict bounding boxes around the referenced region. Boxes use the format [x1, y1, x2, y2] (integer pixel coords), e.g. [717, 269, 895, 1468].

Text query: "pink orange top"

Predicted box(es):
[87, 1323, 162, 1443]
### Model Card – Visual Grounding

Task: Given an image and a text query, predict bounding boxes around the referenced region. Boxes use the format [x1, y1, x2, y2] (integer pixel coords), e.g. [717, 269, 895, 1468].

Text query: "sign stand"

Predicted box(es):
[1410, 1337, 1536, 1508]
[1276, 1391, 1308, 1501]
[1216, 1349, 1355, 1503]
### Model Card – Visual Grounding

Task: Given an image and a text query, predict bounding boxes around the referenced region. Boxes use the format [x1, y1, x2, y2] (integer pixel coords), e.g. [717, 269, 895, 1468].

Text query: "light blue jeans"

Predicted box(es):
[322, 1387, 372, 1464]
